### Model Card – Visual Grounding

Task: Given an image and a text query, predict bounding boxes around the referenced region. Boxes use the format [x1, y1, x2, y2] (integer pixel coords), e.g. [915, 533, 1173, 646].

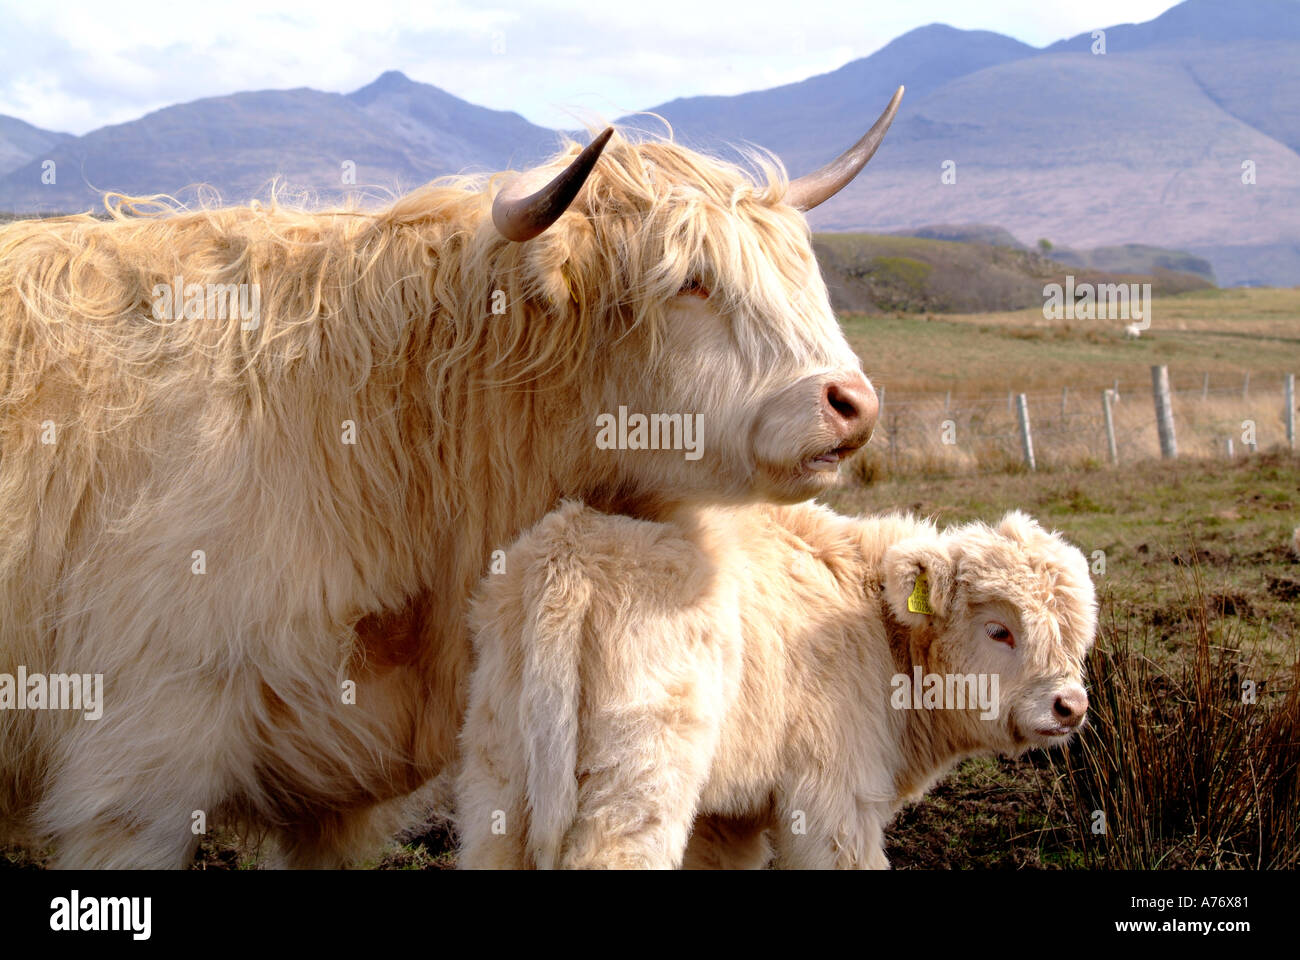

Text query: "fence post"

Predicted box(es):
[1061, 386, 1069, 420]
[1152, 365, 1178, 459]
[1102, 389, 1118, 465]
[1286, 374, 1295, 450]
[1016, 393, 1036, 471]
[1243, 371, 1251, 399]
[1202, 372, 1210, 401]
[1007, 390, 1014, 415]
[1226, 437, 1234, 459]
[1113, 378, 1121, 403]
[944, 389, 951, 415]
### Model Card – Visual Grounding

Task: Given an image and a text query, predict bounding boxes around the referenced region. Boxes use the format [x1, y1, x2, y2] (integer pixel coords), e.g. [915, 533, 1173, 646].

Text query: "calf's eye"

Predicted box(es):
[985, 621, 1014, 646]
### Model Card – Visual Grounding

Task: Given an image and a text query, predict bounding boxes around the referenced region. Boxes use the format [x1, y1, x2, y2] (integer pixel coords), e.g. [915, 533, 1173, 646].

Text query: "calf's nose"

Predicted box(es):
[821, 372, 878, 450]
[1053, 688, 1089, 727]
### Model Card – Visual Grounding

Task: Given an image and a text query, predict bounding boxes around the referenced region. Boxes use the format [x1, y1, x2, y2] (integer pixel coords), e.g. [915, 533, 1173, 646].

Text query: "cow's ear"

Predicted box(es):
[520, 203, 596, 312]
[883, 538, 955, 627]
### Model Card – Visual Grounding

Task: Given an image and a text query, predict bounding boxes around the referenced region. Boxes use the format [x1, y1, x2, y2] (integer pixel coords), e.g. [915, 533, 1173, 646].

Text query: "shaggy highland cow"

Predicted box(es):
[458, 501, 1097, 869]
[0, 90, 904, 867]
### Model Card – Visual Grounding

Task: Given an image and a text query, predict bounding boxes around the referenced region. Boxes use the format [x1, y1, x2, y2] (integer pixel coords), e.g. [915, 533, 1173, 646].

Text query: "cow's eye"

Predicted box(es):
[985, 622, 1014, 646]
[678, 278, 709, 298]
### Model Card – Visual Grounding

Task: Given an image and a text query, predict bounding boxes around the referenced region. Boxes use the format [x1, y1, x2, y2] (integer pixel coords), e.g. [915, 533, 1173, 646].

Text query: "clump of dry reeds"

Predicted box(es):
[1046, 559, 1300, 868]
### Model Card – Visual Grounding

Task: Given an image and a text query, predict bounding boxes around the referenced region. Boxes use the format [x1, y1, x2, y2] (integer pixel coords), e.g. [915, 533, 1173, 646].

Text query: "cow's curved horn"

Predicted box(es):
[785, 86, 904, 212]
[492, 127, 615, 242]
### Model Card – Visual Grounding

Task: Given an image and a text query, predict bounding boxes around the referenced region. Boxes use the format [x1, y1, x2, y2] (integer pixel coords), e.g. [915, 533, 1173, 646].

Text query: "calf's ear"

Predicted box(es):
[883, 538, 956, 628]
[995, 510, 1045, 544]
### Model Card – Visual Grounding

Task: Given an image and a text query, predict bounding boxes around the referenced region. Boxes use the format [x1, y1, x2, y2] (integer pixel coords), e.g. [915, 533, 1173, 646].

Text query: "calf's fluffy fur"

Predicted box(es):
[457, 501, 1097, 869]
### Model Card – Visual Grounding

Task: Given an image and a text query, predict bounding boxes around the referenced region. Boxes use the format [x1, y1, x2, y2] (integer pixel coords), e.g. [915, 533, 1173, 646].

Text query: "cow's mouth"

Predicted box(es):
[1034, 724, 1074, 739]
[802, 444, 858, 473]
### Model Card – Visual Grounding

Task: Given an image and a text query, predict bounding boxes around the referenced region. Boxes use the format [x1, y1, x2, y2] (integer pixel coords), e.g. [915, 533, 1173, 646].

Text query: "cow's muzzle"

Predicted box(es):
[819, 371, 878, 455]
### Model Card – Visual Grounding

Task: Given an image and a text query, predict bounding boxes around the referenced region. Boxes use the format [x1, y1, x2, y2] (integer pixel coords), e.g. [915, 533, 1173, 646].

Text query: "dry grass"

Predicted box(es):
[958, 286, 1300, 338]
[1049, 572, 1300, 869]
[848, 385, 1293, 481]
[843, 287, 1300, 397]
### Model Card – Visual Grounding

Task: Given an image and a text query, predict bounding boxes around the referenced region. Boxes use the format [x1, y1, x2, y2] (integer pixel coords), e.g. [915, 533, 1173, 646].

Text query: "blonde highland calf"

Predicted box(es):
[458, 501, 1097, 869]
[0, 90, 904, 867]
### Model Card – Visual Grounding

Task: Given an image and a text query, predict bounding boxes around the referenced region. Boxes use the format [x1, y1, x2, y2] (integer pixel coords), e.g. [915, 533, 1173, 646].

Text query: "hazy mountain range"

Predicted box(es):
[2, 0, 1297, 286]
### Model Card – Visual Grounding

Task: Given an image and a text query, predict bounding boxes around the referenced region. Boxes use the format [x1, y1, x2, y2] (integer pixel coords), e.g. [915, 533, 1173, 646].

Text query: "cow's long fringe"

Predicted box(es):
[0, 128, 825, 866]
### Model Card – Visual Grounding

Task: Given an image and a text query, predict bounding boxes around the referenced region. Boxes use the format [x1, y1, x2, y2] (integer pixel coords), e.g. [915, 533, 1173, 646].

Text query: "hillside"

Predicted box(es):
[1046, 243, 1216, 283]
[892, 223, 1028, 250]
[813, 233, 1211, 315]
[0, 116, 72, 177]
[889, 226, 1216, 283]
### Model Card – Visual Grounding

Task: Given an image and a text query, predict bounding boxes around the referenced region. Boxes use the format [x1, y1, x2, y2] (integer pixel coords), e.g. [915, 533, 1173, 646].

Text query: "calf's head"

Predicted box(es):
[485, 89, 903, 505]
[883, 511, 1098, 754]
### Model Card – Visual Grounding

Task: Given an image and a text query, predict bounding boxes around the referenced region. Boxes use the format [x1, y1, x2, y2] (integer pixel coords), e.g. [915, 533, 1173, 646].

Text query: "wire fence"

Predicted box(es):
[851, 368, 1298, 481]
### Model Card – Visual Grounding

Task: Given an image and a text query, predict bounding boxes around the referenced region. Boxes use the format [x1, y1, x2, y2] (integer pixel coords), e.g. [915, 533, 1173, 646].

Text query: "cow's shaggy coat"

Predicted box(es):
[458, 501, 1097, 869]
[0, 130, 871, 866]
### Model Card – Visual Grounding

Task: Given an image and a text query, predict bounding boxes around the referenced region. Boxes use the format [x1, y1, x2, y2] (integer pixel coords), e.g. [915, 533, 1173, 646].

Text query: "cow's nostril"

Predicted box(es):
[826, 384, 859, 420]
[1053, 690, 1088, 725]
[821, 374, 878, 445]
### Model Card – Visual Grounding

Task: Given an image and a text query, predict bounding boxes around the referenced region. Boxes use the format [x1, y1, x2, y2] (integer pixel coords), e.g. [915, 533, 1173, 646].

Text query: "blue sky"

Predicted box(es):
[0, 0, 1181, 135]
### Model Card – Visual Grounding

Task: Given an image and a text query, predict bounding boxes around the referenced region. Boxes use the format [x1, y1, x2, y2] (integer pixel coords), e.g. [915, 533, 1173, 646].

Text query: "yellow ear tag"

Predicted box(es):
[907, 572, 934, 615]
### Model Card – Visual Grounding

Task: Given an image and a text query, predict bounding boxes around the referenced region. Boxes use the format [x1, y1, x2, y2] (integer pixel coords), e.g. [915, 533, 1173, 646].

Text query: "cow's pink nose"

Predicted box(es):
[1053, 688, 1089, 727]
[822, 372, 878, 450]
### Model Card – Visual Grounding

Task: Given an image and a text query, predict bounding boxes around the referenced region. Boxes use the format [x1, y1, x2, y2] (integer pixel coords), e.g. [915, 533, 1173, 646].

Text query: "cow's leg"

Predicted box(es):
[44, 764, 236, 870]
[34, 635, 269, 870]
[681, 812, 773, 869]
[556, 693, 724, 870]
[40, 696, 249, 869]
[49, 819, 204, 870]
[770, 787, 889, 869]
[554, 601, 738, 868]
[454, 771, 531, 869]
[455, 693, 533, 869]
[454, 720, 530, 869]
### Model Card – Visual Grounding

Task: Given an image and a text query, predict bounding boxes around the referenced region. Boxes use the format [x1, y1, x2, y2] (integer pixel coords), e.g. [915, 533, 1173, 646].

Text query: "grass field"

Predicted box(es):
[843, 287, 1300, 397]
[839, 287, 1299, 478]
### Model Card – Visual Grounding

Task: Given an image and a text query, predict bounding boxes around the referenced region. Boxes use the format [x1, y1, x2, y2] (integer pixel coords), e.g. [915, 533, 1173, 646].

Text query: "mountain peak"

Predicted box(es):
[895, 23, 972, 40]
[348, 69, 420, 106]
[879, 21, 1038, 56]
